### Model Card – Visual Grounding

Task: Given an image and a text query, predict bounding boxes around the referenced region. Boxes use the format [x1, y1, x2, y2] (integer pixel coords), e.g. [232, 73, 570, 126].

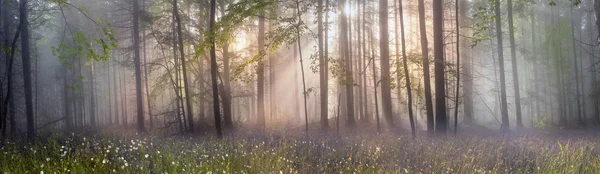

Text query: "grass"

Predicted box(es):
[1, 130, 600, 173]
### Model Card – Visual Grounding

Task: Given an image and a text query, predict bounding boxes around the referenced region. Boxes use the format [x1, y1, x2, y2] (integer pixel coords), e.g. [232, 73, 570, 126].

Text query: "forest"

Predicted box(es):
[0, 0, 599, 173]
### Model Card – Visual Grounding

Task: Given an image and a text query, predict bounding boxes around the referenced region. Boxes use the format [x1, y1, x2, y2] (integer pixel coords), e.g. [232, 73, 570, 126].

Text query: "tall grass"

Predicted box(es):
[1, 133, 599, 173]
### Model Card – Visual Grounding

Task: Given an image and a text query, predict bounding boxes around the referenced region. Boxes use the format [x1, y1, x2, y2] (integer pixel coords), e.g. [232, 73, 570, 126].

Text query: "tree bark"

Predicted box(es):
[433, 0, 446, 134]
[398, 0, 415, 137]
[133, 0, 145, 133]
[494, 0, 510, 132]
[173, 0, 194, 133]
[417, 0, 434, 135]
[379, 0, 394, 129]
[318, 0, 329, 129]
[507, 0, 523, 128]
[20, 0, 36, 140]
[209, 0, 223, 138]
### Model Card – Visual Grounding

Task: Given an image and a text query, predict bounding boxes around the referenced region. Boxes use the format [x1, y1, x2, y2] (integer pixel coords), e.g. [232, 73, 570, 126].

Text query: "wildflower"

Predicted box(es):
[102, 159, 108, 164]
[46, 158, 50, 162]
[145, 154, 149, 158]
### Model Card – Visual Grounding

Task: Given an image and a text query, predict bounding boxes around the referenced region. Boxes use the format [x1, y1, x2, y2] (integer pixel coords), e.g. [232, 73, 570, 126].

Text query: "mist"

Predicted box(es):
[0, 0, 599, 173]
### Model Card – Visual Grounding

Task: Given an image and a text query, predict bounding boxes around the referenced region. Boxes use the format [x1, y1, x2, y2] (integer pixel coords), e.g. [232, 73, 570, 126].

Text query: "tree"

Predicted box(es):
[453, 0, 460, 134]
[173, 0, 195, 133]
[397, 0, 415, 137]
[461, 0, 473, 125]
[257, 1, 266, 130]
[433, 0, 446, 134]
[132, 0, 145, 133]
[494, 0, 510, 132]
[89, 62, 96, 127]
[370, 27, 381, 133]
[209, 0, 223, 138]
[220, 1, 234, 129]
[417, 0, 434, 135]
[318, 0, 328, 129]
[19, 0, 35, 140]
[379, 0, 394, 129]
[507, 0, 523, 128]
[570, 5, 583, 126]
[341, 0, 355, 126]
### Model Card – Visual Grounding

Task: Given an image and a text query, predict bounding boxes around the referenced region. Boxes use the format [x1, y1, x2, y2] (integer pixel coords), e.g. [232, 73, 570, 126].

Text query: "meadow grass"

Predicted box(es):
[1, 131, 599, 173]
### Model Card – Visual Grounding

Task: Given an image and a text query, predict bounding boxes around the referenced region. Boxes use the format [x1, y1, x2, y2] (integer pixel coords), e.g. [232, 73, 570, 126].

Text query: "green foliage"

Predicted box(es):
[470, 2, 495, 47]
[50, 3, 118, 68]
[548, 0, 581, 6]
[535, 115, 551, 129]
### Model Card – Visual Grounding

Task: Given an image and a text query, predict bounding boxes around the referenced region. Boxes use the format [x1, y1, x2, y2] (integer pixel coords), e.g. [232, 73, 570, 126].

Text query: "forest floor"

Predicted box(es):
[1, 126, 600, 173]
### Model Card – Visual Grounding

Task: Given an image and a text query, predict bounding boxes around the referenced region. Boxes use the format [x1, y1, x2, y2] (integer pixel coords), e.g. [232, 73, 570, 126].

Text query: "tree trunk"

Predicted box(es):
[417, 0, 434, 135]
[362, 0, 370, 122]
[318, 0, 329, 129]
[341, 0, 355, 126]
[494, 0, 510, 132]
[209, 0, 223, 138]
[257, 3, 266, 130]
[90, 62, 96, 127]
[220, 2, 233, 129]
[142, 0, 153, 129]
[570, 5, 584, 126]
[371, 28, 380, 133]
[461, 0, 473, 124]
[20, 0, 35, 140]
[507, 0, 523, 128]
[589, 0, 599, 125]
[433, 0, 446, 134]
[132, 0, 145, 133]
[398, 0, 415, 137]
[173, 0, 194, 133]
[379, 0, 393, 129]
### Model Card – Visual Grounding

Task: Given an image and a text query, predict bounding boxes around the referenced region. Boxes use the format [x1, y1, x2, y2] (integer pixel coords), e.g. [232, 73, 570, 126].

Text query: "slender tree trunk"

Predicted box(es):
[318, 0, 329, 129]
[63, 65, 72, 130]
[589, 0, 599, 124]
[293, 0, 309, 135]
[371, 28, 380, 133]
[220, 2, 233, 129]
[357, 0, 363, 122]
[379, 0, 393, 129]
[453, 0, 460, 134]
[507, 0, 523, 128]
[173, 0, 194, 133]
[132, 0, 145, 133]
[268, 6, 277, 123]
[20, 0, 35, 140]
[393, 0, 402, 116]
[341, 0, 355, 126]
[294, 32, 300, 123]
[257, 4, 266, 130]
[461, 0, 473, 125]
[90, 62, 96, 127]
[113, 59, 120, 125]
[142, 0, 153, 129]
[570, 5, 584, 126]
[362, 0, 370, 122]
[494, 0, 510, 132]
[209, 0, 223, 138]
[417, 0, 434, 135]
[398, 0, 415, 137]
